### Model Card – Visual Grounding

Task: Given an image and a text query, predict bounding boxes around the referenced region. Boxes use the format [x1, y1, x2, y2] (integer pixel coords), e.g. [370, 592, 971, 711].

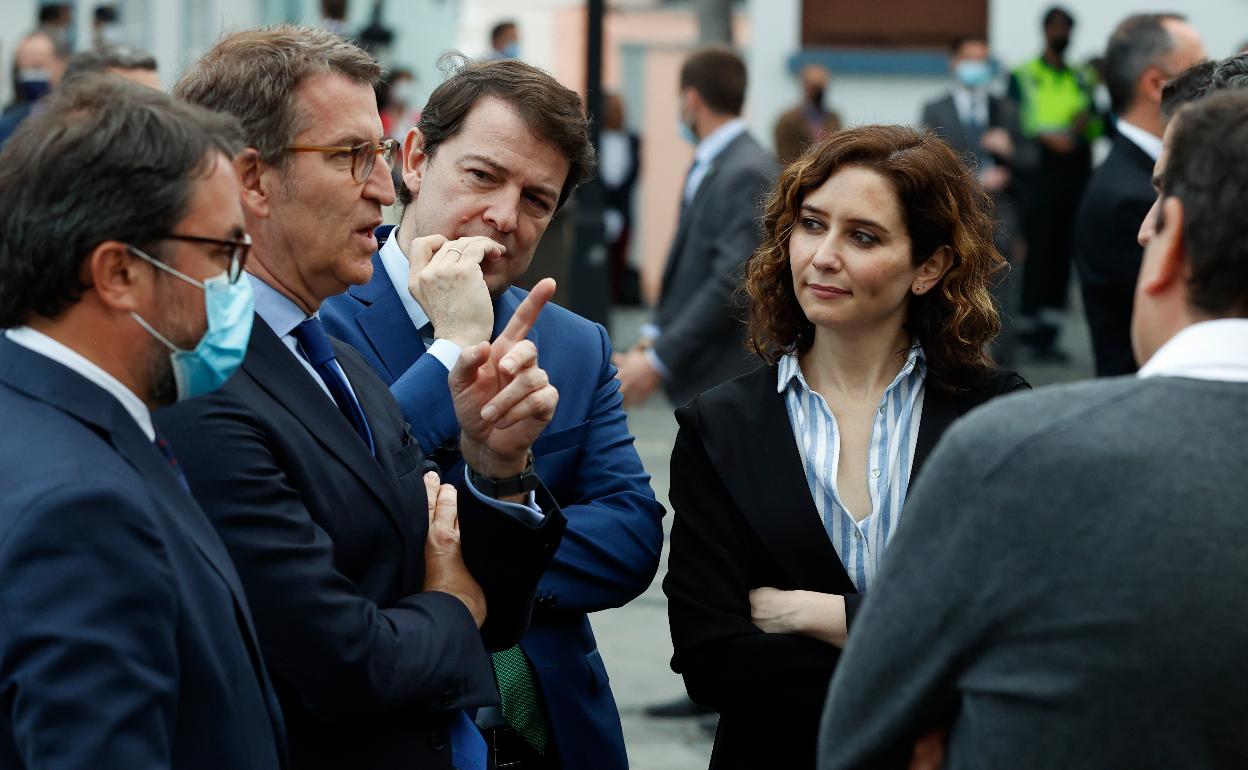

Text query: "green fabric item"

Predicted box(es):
[1012, 57, 1099, 138]
[492, 644, 550, 754]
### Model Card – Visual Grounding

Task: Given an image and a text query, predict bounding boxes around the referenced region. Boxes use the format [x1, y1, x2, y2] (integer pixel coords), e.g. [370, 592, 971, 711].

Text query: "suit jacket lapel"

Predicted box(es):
[660, 136, 742, 294]
[241, 316, 406, 520]
[0, 338, 282, 736]
[936, 96, 972, 151]
[700, 367, 857, 596]
[911, 384, 959, 486]
[348, 251, 427, 382]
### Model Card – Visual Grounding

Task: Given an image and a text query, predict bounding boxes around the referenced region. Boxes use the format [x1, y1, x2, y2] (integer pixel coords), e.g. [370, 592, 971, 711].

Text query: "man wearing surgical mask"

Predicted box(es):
[0, 30, 68, 149]
[922, 35, 1036, 364]
[0, 74, 284, 769]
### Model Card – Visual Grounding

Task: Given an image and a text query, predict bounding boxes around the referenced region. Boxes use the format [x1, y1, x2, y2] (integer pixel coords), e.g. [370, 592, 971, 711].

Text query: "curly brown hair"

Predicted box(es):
[744, 124, 1004, 392]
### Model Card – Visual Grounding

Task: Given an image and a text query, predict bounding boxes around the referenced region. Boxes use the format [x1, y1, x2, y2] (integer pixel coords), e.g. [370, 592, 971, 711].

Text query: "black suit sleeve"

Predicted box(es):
[653, 161, 772, 378]
[664, 403, 841, 720]
[159, 394, 499, 721]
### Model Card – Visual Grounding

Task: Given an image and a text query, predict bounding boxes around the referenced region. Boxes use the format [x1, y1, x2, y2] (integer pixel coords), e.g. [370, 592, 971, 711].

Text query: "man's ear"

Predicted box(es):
[234, 148, 272, 219]
[913, 246, 954, 294]
[1139, 196, 1187, 296]
[88, 240, 147, 314]
[401, 127, 427, 199]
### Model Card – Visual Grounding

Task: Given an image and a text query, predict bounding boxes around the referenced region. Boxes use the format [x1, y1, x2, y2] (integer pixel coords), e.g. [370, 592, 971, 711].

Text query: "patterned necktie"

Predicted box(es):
[493, 644, 550, 754]
[290, 318, 375, 454]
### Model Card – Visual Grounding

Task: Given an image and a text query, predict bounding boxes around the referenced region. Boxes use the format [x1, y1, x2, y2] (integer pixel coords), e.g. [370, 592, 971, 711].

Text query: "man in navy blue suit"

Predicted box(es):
[321, 56, 665, 769]
[0, 76, 284, 768]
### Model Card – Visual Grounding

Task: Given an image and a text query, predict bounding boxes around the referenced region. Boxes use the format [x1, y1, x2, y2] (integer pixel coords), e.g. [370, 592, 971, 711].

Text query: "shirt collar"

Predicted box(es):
[695, 118, 746, 167]
[248, 273, 315, 338]
[777, 343, 927, 394]
[1137, 319, 1248, 383]
[378, 229, 432, 331]
[5, 326, 155, 440]
[1114, 119, 1163, 161]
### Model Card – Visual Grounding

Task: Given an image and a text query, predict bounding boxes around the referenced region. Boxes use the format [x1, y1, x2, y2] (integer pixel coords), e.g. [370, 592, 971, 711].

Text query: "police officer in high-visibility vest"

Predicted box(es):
[1009, 5, 1102, 359]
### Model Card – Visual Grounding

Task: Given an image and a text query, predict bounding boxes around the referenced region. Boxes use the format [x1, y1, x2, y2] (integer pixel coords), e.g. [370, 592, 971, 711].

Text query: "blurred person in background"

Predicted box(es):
[0, 29, 69, 148]
[600, 91, 642, 305]
[62, 44, 161, 89]
[321, 55, 664, 770]
[0, 75, 284, 770]
[614, 46, 776, 409]
[664, 124, 1027, 770]
[1009, 5, 1101, 360]
[488, 20, 520, 60]
[774, 63, 842, 166]
[1074, 13, 1205, 377]
[321, 0, 351, 38]
[91, 5, 127, 48]
[922, 34, 1037, 366]
[818, 88, 1248, 770]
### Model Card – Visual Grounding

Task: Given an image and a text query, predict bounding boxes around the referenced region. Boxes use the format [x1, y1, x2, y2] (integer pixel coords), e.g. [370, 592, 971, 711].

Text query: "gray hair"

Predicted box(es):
[175, 24, 380, 165]
[0, 74, 242, 326]
[1104, 13, 1185, 114]
[63, 44, 157, 83]
[1211, 52, 1248, 92]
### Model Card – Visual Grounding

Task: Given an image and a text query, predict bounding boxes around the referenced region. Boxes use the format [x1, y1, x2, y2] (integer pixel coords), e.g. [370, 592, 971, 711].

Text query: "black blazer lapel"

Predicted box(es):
[241, 316, 407, 521]
[698, 366, 857, 596]
[911, 385, 959, 486]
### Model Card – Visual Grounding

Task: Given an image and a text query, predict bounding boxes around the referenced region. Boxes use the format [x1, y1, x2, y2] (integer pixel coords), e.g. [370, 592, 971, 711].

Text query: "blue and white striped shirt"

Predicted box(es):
[778, 346, 927, 594]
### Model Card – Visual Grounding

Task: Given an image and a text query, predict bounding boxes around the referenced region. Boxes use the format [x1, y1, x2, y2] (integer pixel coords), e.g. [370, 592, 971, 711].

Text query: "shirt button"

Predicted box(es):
[871, 468, 881, 479]
[854, 530, 863, 540]
[878, 405, 886, 414]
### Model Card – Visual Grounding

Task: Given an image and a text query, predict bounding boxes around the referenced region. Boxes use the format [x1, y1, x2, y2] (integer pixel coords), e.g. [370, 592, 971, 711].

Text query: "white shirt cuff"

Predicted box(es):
[426, 338, 463, 372]
[462, 467, 544, 527]
[643, 347, 670, 380]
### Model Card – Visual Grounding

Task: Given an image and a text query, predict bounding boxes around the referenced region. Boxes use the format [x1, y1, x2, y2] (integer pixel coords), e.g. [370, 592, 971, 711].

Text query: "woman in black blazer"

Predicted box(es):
[664, 125, 1029, 770]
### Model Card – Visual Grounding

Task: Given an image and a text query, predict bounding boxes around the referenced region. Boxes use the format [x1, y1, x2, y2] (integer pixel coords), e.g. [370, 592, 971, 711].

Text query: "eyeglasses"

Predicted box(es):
[286, 139, 399, 184]
[155, 232, 253, 283]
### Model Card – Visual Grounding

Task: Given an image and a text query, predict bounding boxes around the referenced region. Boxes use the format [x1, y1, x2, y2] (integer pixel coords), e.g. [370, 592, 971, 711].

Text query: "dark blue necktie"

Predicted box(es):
[291, 318, 375, 454]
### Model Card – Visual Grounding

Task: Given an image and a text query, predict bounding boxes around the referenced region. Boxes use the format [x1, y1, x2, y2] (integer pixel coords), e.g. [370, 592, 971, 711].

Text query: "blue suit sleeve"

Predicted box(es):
[391, 353, 459, 455]
[536, 323, 665, 613]
[0, 484, 180, 770]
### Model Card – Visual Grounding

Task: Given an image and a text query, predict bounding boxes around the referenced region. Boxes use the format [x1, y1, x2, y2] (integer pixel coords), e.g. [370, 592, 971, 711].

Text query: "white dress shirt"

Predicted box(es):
[1114, 119, 1163, 162]
[952, 85, 990, 129]
[6, 326, 155, 440]
[1137, 319, 1248, 382]
[683, 117, 747, 203]
[377, 231, 463, 373]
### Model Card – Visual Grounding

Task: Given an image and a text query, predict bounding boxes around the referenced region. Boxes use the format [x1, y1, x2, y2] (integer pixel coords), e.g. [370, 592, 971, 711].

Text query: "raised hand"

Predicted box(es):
[421, 471, 486, 626]
[407, 234, 502, 349]
[449, 278, 559, 482]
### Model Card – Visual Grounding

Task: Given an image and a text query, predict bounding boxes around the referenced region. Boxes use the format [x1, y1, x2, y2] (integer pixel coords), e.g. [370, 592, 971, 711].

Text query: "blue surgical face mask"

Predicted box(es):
[16, 68, 52, 102]
[127, 246, 255, 401]
[954, 60, 994, 90]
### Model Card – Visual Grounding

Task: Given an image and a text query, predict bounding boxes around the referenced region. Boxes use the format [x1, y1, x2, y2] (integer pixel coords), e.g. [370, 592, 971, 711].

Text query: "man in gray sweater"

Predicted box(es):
[817, 88, 1248, 770]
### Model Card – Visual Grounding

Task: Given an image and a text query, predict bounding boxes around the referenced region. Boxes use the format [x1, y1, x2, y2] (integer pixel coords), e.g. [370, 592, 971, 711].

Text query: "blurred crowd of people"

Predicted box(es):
[1, 3, 1247, 770]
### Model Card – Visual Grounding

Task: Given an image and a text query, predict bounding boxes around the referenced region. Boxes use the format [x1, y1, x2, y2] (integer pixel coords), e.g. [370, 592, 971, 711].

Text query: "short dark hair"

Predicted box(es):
[176, 25, 380, 165]
[491, 20, 517, 47]
[398, 53, 595, 210]
[680, 46, 747, 116]
[1161, 59, 1218, 122]
[950, 35, 988, 55]
[63, 44, 157, 83]
[1211, 52, 1248, 92]
[0, 75, 242, 326]
[38, 4, 69, 24]
[1160, 89, 1248, 316]
[1043, 6, 1074, 28]
[1104, 13, 1186, 114]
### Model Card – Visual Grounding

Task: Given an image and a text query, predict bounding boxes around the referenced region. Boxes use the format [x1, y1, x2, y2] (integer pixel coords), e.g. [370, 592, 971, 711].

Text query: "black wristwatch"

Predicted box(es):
[466, 453, 538, 498]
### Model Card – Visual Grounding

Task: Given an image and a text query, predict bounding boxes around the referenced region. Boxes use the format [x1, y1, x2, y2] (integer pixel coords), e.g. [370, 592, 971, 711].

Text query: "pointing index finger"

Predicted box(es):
[497, 277, 556, 345]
